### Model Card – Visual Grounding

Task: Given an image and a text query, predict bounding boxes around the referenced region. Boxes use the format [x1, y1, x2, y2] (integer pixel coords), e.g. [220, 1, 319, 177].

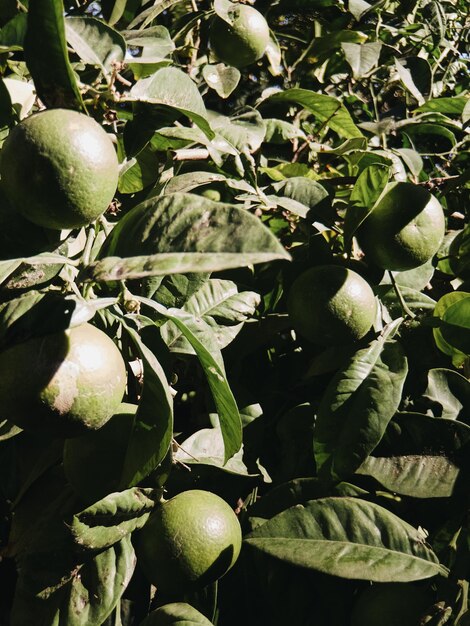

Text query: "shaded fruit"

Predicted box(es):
[210, 4, 269, 68]
[351, 582, 433, 626]
[287, 264, 376, 346]
[63, 403, 137, 504]
[137, 489, 242, 593]
[0, 323, 126, 436]
[357, 182, 445, 271]
[0, 109, 119, 230]
[140, 603, 214, 626]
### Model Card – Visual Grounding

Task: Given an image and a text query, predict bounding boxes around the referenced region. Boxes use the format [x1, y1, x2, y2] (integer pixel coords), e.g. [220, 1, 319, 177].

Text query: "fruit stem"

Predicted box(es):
[388, 271, 416, 319]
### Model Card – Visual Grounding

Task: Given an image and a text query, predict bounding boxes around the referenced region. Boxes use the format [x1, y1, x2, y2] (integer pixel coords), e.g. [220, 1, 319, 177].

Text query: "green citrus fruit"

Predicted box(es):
[0, 323, 126, 436]
[351, 583, 433, 626]
[63, 402, 137, 504]
[0, 108, 119, 230]
[357, 182, 446, 271]
[210, 4, 270, 68]
[140, 603, 214, 626]
[287, 264, 377, 346]
[137, 489, 242, 592]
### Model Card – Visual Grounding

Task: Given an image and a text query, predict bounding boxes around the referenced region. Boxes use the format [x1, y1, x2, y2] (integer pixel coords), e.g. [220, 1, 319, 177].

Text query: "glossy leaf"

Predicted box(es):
[266, 88, 363, 139]
[134, 297, 242, 463]
[23, 0, 84, 110]
[130, 67, 214, 139]
[245, 497, 448, 582]
[65, 16, 126, 76]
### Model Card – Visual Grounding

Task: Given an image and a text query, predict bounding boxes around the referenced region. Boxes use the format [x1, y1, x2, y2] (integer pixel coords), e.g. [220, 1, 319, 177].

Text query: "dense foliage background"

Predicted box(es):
[0, 0, 469, 624]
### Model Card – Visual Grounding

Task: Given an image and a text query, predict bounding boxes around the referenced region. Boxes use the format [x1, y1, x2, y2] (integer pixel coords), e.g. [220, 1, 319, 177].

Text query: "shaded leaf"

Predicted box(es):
[423, 368, 470, 421]
[245, 497, 448, 582]
[70, 488, 158, 551]
[357, 455, 460, 498]
[314, 323, 408, 480]
[119, 320, 174, 487]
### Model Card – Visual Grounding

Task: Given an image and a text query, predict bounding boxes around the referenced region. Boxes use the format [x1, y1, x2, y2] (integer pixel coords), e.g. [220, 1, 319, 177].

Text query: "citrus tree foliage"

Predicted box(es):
[0, 0, 469, 624]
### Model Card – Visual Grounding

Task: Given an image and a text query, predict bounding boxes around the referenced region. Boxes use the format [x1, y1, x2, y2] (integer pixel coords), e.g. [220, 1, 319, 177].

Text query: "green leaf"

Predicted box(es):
[376, 284, 436, 319]
[348, 0, 372, 20]
[65, 16, 126, 77]
[23, 0, 84, 110]
[208, 108, 266, 154]
[0, 418, 22, 441]
[162, 278, 260, 352]
[140, 602, 215, 625]
[342, 42, 382, 78]
[130, 67, 214, 139]
[0, 12, 27, 51]
[416, 97, 469, 116]
[395, 57, 432, 105]
[119, 320, 174, 487]
[11, 536, 135, 626]
[270, 177, 331, 222]
[344, 164, 390, 251]
[174, 427, 261, 477]
[164, 171, 227, 195]
[70, 488, 158, 551]
[128, 0, 186, 30]
[357, 455, 460, 499]
[202, 63, 240, 99]
[101, 0, 128, 26]
[423, 368, 470, 421]
[92, 192, 290, 280]
[434, 292, 470, 363]
[135, 297, 243, 463]
[314, 324, 408, 480]
[264, 118, 306, 144]
[245, 497, 448, 582]
[267, 88, 363, 139]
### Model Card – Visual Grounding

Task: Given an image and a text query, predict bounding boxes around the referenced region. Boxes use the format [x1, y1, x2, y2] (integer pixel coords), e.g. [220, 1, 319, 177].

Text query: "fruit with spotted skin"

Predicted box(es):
[0, 323, 126, 436]
[137, 489, 242, 593]
[0, 108, 119, 230]
[357, 182, 446, 271]
[287, 264, 377, 346]
[210, 4, 269, 68]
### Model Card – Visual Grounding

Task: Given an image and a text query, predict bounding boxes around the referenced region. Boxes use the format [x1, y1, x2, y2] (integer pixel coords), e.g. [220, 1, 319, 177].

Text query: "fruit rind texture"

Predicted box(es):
[287, 264, 377, 346]
[137, 489, 242, 593]
[357, 182, 446, 271]
[0, 323, 127, 437]
[0, 108, 119, 230]
[210, 5, 270, 68]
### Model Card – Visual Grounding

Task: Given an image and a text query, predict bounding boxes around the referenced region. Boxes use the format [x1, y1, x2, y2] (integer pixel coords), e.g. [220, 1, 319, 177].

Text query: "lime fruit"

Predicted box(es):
[0, 108, 119, 230]
[287, 264, 376, 346]
[351, 582, 433, 626]
[357, 182, 445, 271]
[63, 403, 137, 504]
[137, 489, 242, 592]
[0, 323, 126, 436]
[210, 4, 269, 68]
